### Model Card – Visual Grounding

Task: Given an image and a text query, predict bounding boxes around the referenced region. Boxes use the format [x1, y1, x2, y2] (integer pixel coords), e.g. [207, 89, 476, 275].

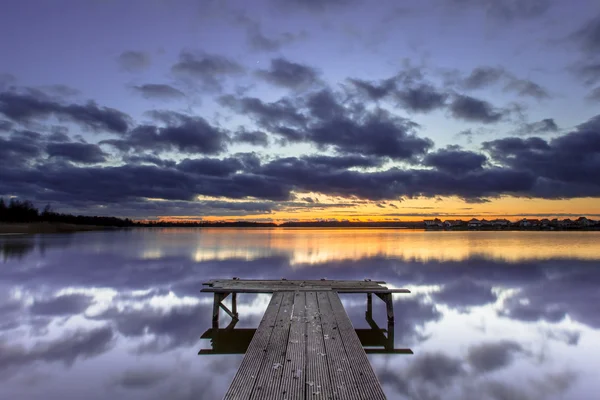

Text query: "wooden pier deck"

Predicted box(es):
[200, 279, 412, 400]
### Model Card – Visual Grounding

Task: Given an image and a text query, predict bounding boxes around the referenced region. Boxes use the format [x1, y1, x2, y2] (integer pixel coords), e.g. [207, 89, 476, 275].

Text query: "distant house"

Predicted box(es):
[468, 218, 482, 228]
[576, 217, 594, 227]
[519, 219, 540, 227]
[424, 218, 443, 228]
[481, 219, 492, 227]
[491, 219, 510, 227]
[559, 219, 574, 228]
[444, 220, 464, 228]
[540, 218, 551, 227]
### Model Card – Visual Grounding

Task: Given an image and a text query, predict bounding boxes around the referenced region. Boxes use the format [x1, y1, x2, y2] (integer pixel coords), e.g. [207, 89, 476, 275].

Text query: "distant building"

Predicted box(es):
[424, 218, 443, 228]
[491, 219, 510, 227]
[468, 218, 482, 228]
[576, 217, 594, 227]
[444, 220, 464, 228]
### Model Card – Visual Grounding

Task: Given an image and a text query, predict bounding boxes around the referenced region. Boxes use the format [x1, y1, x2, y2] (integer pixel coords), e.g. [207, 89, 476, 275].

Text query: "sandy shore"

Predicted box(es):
[0, 222, 114, 234]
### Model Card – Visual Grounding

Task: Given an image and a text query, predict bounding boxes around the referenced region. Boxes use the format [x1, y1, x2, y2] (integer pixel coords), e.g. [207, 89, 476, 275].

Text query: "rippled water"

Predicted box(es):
[1, 228, 599, 399]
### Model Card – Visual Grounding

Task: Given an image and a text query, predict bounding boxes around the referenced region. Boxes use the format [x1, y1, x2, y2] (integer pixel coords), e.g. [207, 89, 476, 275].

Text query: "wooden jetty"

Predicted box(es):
[200, 278, 412, 400]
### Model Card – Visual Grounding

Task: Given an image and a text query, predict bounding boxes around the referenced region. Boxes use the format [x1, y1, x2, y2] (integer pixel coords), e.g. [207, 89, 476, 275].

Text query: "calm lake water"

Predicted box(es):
[1, 229, 599, 399]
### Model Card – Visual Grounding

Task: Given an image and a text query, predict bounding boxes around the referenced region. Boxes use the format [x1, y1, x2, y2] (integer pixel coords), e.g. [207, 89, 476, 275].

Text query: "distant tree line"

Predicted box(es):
[0, 198, 134, 227]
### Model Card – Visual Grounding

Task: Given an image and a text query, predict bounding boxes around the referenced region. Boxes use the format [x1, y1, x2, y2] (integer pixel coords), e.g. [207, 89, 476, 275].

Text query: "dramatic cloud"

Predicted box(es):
[0, 130, 42, 166]
[587, 87, 600, 102]
[114, 367, 170, 389]
[117, 51, 151, 72]
[433, 278, 497, 308]
[570, 13, 600, 53]
[467, 340, 523, 374]
[406, 352, 464, 388]
[0, 326, 114, 372]
[279, 0, 359, 12]
[256, 58, 320, 90]
[450, 94, 505, 123]
[131, 84, 185, 100]
[462, 66, 506, 89]
[171, 51, 244, 91]
[0, 90, 131, 133]
[394, 83, 448, 112]
[519, 118, 559, 134]
[424, 148, 487, 174]
[103, 114, 229, 155]
[449, 0, 552, 21]
[234, 129, 269, 146]
[348, 77, 397, 101]
[29, 294, 93, 316]
[483, 116, 600, 197]
[222, 89, 433, 159]
[47, 142, 108, 164]
[504, 78, 550, 100]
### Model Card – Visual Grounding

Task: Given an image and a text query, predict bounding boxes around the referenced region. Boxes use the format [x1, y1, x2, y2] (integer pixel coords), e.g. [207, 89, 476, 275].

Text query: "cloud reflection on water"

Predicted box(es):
[0, 229, 598, 399]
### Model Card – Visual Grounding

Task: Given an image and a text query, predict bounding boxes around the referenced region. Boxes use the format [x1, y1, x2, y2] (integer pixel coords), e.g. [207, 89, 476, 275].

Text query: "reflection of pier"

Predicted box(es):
[199, 279, 413, 399]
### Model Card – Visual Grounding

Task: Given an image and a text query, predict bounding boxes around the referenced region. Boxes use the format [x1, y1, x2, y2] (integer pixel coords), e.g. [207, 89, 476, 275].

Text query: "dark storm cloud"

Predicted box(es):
[29, 294, 93, 316]
[0, 131, 43, 165]
[255, 58, 320, 90]
[587, 87, 600, 102]
[571, 61, 600, 86]
[103, 116, 230, 155]
[519, 118, 559, 134]
[462, 66, 506, 89]
[218, 95, 308, 135]
[94, 303, 208, 352]
[222, 89, 433, 159]
[394, 83, 448, 112]
[467, 340, 523, 374]
[117, 51, 151, 72]
[570, 12, 600, 53]
[176, 157, 244, 177]
[348, 77, 397, 101]
[115, 367, 170, 389]
[432, 278, 497, 308]
[423, 148, 487, 174]
[171, 51, 244, 91]
[131, 84, 185, 100]
[449, 0, 552, 21]
[0, 119, 12, 131]
[47, 142, 108, 164]
[504, 78, 550, 100]
[0, 326, 114, 372]
[301, 154, 383, 168]
[123, 154, 176, 168]
[0, 90, 131, 133]
[483, 116, 600, 196]
[234, 129, 269, 146]
[449, 94, 505, 123]
[279, 0, 359, 12]
[407, 352, 464, 388]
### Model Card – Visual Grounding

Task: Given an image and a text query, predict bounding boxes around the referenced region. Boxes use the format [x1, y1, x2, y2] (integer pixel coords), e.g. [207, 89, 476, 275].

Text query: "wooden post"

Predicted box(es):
[385, 293, 394, 322]
[366, 292, 373, 318]
[232, 292, 238, 319]
[212, 292, 222, 329]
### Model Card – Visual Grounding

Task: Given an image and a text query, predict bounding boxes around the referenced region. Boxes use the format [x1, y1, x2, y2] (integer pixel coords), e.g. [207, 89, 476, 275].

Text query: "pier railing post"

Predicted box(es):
[366, 292, 373, 318]
[232, 292, 238, 319]
[212, 293, 221, 329]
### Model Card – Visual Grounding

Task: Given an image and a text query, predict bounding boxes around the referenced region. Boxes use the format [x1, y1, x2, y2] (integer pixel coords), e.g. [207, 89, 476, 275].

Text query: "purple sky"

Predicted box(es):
[1, 0, 600, 220]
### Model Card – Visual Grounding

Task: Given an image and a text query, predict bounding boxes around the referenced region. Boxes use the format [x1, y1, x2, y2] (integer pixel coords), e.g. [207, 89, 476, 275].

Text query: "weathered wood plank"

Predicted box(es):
[280, 292, 306, 400]
[316, 291, 361, 400]
[305, 291, 333, 399]
[201, 287, 409, 294]
[328, 292, 387, 400]
[249, 292, 295, 399]
[223, 292, 284, 400]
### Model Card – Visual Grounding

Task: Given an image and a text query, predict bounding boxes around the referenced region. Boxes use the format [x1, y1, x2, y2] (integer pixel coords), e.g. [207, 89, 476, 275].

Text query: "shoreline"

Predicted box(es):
[0, 222, 115, 235]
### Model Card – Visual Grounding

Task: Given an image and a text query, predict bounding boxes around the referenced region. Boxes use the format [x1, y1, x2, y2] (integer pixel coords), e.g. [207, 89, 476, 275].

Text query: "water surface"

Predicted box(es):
[1, 229, 599, 399]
